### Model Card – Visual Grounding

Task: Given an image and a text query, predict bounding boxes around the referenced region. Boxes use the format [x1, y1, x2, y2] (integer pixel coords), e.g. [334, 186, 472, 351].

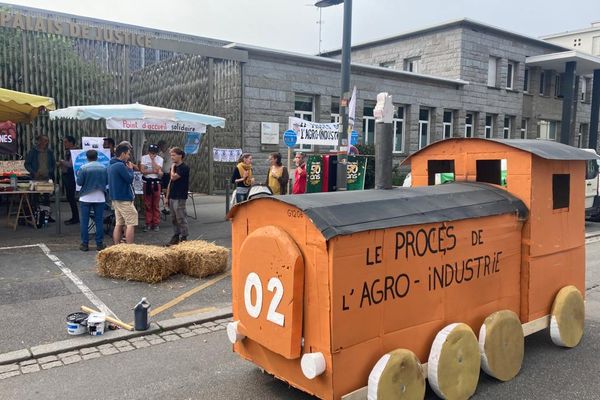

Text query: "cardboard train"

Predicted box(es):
[226, 138, 595, 400]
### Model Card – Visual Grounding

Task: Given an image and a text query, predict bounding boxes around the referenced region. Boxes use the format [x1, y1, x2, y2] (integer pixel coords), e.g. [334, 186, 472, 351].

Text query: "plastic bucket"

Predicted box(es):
[87, 312, 106, 336]
[66, 312, 88, 335]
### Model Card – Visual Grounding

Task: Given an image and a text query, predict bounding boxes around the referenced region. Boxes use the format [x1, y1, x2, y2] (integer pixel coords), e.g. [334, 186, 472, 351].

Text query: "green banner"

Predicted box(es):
[306, 155, 323, 193]
[346, 155, 367, 191]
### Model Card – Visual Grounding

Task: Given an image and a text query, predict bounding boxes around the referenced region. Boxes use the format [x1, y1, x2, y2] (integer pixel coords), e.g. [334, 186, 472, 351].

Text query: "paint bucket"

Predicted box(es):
[87, 312, 106, 336]
[66, 312, 88, 335]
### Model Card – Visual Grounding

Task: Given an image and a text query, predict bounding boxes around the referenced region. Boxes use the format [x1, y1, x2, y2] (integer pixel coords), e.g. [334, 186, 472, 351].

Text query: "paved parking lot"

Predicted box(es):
[0, 194, 232, 354]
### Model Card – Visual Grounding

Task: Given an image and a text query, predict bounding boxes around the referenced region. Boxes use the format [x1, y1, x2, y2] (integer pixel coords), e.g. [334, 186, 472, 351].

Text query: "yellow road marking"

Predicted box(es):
[149, 271, 231, 318]
[173, 306, 217, 318]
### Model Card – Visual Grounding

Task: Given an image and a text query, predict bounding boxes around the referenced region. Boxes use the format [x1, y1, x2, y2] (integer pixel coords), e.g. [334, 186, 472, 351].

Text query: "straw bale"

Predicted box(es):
[97, 244, 179, 283]
[172, 240, 229, 278]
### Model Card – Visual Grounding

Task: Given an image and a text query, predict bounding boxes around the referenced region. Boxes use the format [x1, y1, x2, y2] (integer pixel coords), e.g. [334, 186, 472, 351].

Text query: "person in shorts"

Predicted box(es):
[108, 144, 137, 244]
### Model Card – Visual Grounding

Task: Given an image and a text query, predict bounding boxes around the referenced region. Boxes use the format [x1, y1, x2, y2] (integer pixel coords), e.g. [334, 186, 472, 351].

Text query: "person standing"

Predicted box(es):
[60, 135, 79, 225]
[292, 152, 307, 194]
[24, 134, 56, 215]
[167, 147, 190, 246]
[25, 134, 56, 181]
[157, 140, 172, 215]
[108, 144, 137, 244]
[265, 152, 289, 195]
[77, 150, 108, 251]
[103, 137, 116, 158]
[140, 144, 163, 232]
[231, 153, 254, 203]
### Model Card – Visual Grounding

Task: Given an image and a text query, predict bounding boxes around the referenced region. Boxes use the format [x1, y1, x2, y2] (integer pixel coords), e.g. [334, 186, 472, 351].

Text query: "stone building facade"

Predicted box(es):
[2, 2, 599, 191]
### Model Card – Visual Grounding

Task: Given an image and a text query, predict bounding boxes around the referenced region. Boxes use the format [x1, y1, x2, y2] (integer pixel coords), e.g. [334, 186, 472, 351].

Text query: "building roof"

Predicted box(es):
[541, 22, 600, 40]
[403, 138, 600, 165]
[526, 51, 600, 75]
[228, 182, 528, 240]
[227, 43, 468, 87]
[320, 18, 567, 56]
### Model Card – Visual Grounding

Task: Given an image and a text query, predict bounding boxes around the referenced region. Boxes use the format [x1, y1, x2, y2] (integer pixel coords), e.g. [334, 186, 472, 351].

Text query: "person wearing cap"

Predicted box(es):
[140, 144, 164, 232]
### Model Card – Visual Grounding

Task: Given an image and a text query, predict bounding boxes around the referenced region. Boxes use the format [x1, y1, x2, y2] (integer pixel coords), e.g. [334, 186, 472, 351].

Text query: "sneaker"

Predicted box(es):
[167, 235, 179, 246]
[143, 225, 150, 232]
[152, 226, 160, 232]
[161, 208, 170, 215]
[96, 243, 106, 251]
[79, 243, 89, 252]
[180, 236, 188, 242]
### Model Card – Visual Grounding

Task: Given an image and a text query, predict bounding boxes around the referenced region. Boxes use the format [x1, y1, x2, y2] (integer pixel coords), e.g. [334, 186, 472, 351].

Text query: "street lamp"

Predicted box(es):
[315, 0, 352, 191]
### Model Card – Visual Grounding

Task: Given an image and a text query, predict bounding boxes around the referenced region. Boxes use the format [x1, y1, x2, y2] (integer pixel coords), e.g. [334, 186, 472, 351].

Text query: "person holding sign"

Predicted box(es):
[292, 152, 307, 195]
[266, 152, 289, 195]
[140, 144, 163, 232]
[231, 153, 254, 203]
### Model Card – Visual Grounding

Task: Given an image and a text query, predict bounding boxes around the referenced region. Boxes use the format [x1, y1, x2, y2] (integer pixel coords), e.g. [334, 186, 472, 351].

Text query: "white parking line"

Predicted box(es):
[0, 243, 117, 319]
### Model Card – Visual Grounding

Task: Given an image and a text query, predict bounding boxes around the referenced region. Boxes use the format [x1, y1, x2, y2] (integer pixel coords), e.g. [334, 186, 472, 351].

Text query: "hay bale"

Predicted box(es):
[172, 240, 229, 278]
[96, 244, 179, 283]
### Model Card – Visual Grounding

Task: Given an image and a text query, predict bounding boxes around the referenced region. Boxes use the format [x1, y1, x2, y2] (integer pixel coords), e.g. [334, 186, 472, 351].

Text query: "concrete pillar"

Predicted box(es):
[375, 122, 393, 189]
[561, 61, 577, 145]
[589, 69, 600, 151]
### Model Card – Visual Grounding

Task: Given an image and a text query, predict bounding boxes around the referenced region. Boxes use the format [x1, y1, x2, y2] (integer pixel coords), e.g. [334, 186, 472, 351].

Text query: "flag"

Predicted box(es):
[348, 86, 357, 127]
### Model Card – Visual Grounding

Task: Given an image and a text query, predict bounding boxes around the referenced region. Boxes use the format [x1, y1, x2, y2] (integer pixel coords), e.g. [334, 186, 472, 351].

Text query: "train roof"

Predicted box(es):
[228, 182, 528, 240]
[403, 138, 600, 164]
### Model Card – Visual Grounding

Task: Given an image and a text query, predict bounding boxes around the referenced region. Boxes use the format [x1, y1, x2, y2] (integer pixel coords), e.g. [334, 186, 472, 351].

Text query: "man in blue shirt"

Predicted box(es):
[77, 150, 108, 251]
[108, 144, 137, 244]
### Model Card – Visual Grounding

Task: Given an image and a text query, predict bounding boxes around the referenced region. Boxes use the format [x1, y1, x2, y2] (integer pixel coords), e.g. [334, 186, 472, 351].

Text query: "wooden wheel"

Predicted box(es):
[550, 285, 584, 348]
[428, 323, 480, 400]
[478, 310, 524, 381]
[367, 349, 425, 400]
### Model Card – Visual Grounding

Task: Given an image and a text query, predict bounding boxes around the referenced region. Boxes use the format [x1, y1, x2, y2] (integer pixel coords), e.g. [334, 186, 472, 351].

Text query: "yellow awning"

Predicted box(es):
[0, 88, 56, 123]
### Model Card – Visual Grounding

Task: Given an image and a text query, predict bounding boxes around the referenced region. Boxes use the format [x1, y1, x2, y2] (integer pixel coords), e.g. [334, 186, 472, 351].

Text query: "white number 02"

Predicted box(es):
[244, 273, 285, 327]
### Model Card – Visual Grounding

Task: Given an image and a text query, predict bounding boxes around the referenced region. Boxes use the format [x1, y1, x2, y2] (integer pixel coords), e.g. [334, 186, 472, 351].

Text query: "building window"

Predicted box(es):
[362, 102, 376, 146]
[485, 114, 494, 138]
[538, 120, 560, 140]
[379, 60, 395, 69]
[523, 68, 529, 93]
[418, 108, 430, 149]
[503, 116, 512, 139]
[554, 74, 561, 97]
[539, 71, 546, 96]
[521, 118, 527, 139]
[331, 97, 340, 123]
[295, 94, 314, 151]
[579, 123, 588, 148]
[465, 113, 474, 138]
[581, 77, 589, 102]
[552, 174, 570, 210]
[506, 61, 516, 90]
[393, 106, 405, 153]
[443, 110, 454, 139]
[488, 56, 499, 87]
[404, 57, 421, 73]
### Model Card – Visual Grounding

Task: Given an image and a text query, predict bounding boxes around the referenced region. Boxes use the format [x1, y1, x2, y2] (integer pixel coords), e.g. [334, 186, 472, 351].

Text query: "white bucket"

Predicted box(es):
[66, 312, 88, 335]
[87, 312, 106, 336]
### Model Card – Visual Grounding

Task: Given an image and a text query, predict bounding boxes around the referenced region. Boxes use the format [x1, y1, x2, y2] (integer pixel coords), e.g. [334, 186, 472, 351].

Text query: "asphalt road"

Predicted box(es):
[1, 320, 599, 400]
[0, 196, 232, 353]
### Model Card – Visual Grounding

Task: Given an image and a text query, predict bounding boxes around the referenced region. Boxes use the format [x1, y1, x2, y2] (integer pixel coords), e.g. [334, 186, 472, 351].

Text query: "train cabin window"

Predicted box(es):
[427, 160, 455, 185]
[476, 159, 506, 186]
[552, 174, 570, 210]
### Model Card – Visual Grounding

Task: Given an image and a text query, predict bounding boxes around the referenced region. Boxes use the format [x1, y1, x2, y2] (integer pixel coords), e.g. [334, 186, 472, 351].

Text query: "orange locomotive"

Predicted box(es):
[226, 139, 594, 400]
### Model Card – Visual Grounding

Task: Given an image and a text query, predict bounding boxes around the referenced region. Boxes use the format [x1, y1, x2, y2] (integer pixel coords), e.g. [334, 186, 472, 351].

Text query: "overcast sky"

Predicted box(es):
[2, 0, 599, 54]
